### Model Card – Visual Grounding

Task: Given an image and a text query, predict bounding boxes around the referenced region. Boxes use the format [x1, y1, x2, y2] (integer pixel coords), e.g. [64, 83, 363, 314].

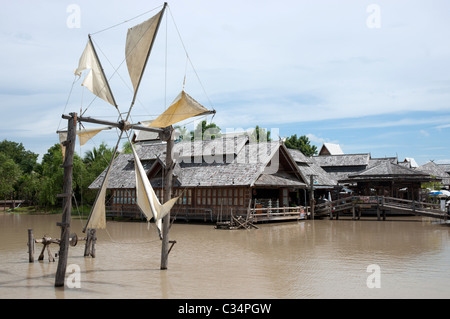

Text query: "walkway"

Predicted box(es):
[315, 196, 449, 221]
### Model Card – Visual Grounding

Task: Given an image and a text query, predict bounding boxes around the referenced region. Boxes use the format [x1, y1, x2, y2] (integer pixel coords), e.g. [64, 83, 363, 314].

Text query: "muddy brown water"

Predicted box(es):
[0, 212, 449, 299]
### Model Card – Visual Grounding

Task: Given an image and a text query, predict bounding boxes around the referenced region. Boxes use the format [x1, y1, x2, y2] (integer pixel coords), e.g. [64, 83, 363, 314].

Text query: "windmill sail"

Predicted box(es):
[85, 166, 111, 230]
[131, 145, 178, 239]
[83, 129, 124, 232]
[77, 126, 112, 146]
[149, 90, 213, 128]
[74, 38, 117, 107]
[125, 6, 165, 95]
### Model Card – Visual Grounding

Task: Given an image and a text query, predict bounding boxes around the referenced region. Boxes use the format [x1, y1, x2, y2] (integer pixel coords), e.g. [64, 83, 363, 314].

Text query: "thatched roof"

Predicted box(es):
[288, 149, 338, 188]
[417, 161, 450, 186]
[314, 153, 370, 167]
[439, 164, 450, 174]
[89, 137, 307, 190]
[340, 161, 437, 183]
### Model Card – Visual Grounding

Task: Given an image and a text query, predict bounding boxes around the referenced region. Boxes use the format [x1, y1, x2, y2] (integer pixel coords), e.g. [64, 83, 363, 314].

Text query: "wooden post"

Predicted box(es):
[55, 112, 77, 287]
[377, 203, 381, 221]
[28, 229, 34, 263]
[84, 228, 97, 258]
[161, 126, 174, 270]
[310, 175, 315, 220]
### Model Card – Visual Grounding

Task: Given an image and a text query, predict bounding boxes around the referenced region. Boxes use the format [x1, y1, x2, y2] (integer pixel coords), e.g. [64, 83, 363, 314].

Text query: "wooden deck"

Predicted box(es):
[314, 196, 449, 221]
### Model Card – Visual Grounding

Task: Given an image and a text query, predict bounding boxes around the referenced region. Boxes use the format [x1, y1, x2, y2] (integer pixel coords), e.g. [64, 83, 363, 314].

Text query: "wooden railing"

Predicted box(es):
[314, 196, 448, 220]
[249, 206, 307, 222]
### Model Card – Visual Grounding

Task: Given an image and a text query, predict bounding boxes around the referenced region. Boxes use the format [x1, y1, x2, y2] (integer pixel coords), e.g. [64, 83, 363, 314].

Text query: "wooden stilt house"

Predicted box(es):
[89, 136, 308, 222]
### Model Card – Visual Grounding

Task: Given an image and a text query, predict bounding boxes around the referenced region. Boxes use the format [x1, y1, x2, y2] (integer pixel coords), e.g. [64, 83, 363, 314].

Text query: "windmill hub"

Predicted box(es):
[118, 120, 132, 132]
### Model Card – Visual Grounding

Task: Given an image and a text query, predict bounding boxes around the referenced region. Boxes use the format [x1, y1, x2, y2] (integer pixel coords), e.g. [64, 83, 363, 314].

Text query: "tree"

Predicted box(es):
[174, 126, 190, 142]
[191, 120, 221, 140]
[0, 153, 21, 199]
[249, 125, 271, 143]
[39, 144, 86, 208]
[121, 141, 132, 154]
[284, 134, 318, 157]
[83, 142, 115, 203]
[0, 140, 39, 174]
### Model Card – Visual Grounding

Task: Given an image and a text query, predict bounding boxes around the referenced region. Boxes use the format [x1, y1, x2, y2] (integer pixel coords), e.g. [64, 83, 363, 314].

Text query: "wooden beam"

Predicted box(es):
[55, 112, 77, 287]
[161, 126, 174, 270]
[61, 114, 165, 134]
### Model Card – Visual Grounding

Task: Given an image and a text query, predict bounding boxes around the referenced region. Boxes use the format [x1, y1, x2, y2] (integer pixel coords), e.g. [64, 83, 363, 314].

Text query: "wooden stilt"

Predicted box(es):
[27, 229, 34, 263]
[83, 229, 96, 258]
[55, 112, 77, 287]
[161, 127, 174, 270]
[90, 229, 97, 258]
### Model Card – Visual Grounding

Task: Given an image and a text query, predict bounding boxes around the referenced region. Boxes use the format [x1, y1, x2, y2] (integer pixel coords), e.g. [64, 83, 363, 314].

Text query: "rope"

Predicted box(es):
[167, 6, 214, 110]
[90, 5, 162, 36]
[57, 75, 79, 131]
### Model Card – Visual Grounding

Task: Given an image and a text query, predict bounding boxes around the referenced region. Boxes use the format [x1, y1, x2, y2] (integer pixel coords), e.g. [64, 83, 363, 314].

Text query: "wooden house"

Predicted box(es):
[313, 153, 372, 183]
[288, 148, 338, 200]
[417, 161, 450, 189]
[89, 136, 308, 222]
[339, 161, 439, 200]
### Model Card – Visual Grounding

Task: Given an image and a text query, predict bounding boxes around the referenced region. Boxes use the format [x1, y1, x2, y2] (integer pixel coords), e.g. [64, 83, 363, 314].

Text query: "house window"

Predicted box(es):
[212, 189, 216, 205]
[217, 189, 222, 205]
[197, 189, 201, 205]
[202, 189, 207, 205]
[207, 189, 211, 205]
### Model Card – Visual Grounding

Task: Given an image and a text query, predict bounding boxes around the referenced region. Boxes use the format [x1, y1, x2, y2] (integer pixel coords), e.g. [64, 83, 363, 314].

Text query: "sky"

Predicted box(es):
[0, 0, 449, 165]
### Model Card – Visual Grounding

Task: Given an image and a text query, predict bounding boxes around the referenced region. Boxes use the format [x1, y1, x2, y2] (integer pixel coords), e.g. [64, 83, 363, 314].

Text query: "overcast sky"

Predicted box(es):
[1, 0, 449, 165]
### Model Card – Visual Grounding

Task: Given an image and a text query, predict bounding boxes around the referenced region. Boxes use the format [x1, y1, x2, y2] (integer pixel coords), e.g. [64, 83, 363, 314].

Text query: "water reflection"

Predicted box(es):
[0, 213, 449, 298]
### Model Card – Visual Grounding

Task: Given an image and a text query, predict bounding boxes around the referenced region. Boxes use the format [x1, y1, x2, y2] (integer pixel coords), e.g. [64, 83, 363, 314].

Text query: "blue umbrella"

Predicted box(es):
[429, 190, 450, 197]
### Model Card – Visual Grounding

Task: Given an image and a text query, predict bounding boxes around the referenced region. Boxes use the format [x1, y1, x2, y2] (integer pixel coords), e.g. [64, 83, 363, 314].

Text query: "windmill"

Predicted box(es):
[55, 3, 215, 287]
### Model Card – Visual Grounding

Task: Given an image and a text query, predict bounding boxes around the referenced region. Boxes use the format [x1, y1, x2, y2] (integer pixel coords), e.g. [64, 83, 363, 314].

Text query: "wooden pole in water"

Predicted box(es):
[161, 126, 174, 270]
[55, 112, 77, 287]
[309, 175, 315, 220]
[27, 229, 34, 263]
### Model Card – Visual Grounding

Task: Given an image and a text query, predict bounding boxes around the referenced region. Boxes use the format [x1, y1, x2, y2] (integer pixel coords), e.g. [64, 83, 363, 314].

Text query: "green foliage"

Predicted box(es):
[82, 142, 114, 203]
[249, 125, 271, 143]
[284, 134, 318, 157]
[421, 180, 444, 191]
[0, 139, 39, 174]
[0, 153, 22, 199]
[121, 141, 132, 154]
[192, 120, 222, 140]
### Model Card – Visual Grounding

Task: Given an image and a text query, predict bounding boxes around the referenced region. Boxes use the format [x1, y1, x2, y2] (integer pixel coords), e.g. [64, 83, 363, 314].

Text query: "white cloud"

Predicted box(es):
[419, 129, 430, 137]
[1, 0, 450, 162]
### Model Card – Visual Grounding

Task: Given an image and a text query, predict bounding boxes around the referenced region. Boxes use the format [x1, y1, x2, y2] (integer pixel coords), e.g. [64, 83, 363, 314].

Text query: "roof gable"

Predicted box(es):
[319, 143, 344, 155]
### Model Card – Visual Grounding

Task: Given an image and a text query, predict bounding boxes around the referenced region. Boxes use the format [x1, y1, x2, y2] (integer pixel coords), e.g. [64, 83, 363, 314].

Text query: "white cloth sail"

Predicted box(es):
[125, 8, 164, 92]
[77, 126, 112, 146]
[149, 91, 212, 128]
[74, 40, 116, 107]
[85, 163, 112, 230]
[131, 145, 177, 238]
